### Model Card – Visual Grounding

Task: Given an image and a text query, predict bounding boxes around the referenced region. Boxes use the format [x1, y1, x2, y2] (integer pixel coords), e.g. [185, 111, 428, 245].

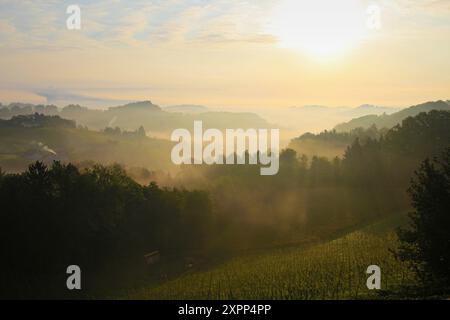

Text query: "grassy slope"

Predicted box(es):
[123, 214, 417, 300]
[0, 127, 175, 172]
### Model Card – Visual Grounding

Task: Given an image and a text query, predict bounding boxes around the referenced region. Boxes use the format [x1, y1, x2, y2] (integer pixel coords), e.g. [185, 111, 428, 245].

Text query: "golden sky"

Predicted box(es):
[0, 0, 449, 108]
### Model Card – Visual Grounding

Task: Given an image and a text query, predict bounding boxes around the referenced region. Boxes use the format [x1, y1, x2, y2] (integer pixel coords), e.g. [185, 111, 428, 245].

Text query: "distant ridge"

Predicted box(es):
[163, 105, 208, 113]
[289, 104, 399, 116]
[0, 100, 271, 135]
[339, 104, 400, 118]
[334, 100, 450, 132]
[108, 101, 162, 112]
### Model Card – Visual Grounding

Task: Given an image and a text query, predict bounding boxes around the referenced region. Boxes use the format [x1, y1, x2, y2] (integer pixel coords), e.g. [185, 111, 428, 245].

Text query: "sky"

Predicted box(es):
[0, 0, 449, 109]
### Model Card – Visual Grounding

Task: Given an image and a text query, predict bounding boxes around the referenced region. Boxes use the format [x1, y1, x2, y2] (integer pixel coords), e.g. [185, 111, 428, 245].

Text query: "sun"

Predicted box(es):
[269, 0, 368, 59]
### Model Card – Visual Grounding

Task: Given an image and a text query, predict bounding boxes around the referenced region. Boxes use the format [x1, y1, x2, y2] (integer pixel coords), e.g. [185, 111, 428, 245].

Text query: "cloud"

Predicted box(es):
[382, 0, 450, 16]
[0, 0, 277, 50]
[393, 0, 450, 11]
[1, 0, 449, 51]
[0, 19, 16, 33]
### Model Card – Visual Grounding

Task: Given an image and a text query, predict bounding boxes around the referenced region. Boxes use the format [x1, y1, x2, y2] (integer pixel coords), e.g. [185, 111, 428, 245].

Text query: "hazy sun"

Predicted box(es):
[269, 0, 368, 59]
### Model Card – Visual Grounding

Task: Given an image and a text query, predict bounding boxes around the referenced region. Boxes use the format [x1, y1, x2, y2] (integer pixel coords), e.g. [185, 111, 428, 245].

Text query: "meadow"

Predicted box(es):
[124, 218, 416, 300]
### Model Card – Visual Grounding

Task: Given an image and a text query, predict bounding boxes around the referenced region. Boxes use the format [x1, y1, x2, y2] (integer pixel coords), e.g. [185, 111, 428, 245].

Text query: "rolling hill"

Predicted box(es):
[334, 100, 450, 132]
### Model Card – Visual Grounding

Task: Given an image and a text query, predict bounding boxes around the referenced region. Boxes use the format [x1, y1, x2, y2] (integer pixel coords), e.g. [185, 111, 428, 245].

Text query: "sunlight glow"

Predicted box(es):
[269, 0, 368, 59]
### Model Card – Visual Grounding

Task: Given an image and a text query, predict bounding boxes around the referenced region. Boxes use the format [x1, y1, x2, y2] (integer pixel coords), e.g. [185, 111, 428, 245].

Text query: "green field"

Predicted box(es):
[123, 216, 417, 300]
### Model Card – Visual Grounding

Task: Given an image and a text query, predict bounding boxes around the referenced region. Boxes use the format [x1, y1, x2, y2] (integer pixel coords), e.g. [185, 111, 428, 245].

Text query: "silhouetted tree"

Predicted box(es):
[396, 148, 450, 292]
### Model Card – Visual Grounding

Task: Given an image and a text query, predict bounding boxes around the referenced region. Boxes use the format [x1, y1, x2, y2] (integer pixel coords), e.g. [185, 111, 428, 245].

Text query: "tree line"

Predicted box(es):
[0, 162, 214, 298]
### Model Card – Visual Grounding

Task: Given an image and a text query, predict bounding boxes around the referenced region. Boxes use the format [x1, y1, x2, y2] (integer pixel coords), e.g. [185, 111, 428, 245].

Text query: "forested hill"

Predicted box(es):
[334, 100, 450, 132]
[288, 125, 387, 159]
[0, 113, 174, 173]
[0, 113, 75, 129]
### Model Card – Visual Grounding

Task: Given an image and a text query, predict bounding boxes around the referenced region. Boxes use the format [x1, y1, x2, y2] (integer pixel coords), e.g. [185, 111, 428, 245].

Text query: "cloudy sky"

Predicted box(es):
[0, 0, 449, 108]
